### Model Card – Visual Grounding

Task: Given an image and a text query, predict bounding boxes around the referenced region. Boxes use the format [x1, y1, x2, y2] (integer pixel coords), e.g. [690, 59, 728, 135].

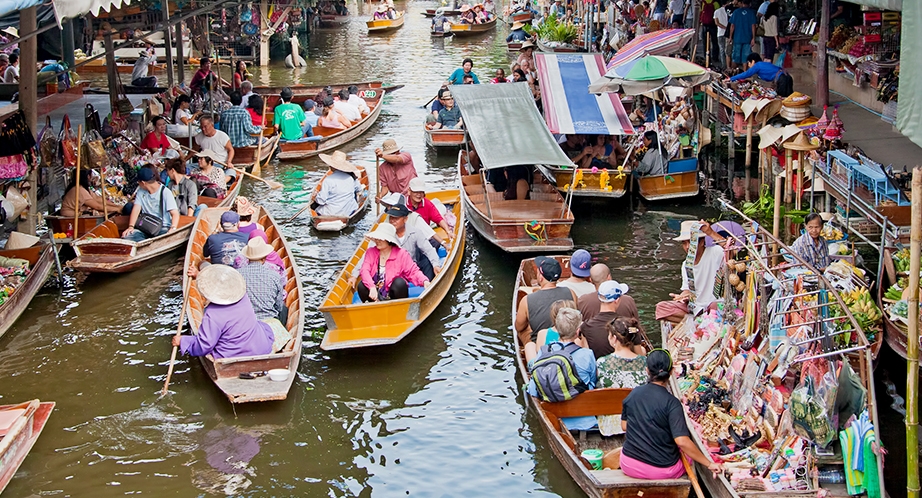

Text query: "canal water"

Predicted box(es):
[0, 2, 907, 497]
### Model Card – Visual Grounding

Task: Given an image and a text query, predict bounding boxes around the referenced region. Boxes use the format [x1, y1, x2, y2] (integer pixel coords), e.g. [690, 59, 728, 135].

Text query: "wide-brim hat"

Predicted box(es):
[377, 5, 387, 12]
[782, 92, 812, 108]
[521, 40, 536, 50]
[366, 222, 399, 245]
[319, 150, 359, 174]
[512, 21, 526, 30]
[460, 4, 472, 12]
[196, 264, 247, 305]
[673, 220, 697, 242]
[2, 27, 18, 38]
[5, 231, 39, 250]
[381, 138, 401, 154]
[195, 149, 220, 161]
[780, 105, 812, 123]
[243, 237, 273, 260]
[783, 132, 820, 151]
[235, 196, 258, 217]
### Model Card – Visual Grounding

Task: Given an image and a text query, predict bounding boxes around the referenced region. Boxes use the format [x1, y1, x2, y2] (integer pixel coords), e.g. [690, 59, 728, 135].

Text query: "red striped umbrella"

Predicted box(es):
[606, 29, 696, 71]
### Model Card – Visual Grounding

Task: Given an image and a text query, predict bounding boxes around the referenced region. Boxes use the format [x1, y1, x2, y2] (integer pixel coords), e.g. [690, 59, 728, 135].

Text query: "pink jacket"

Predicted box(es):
[360, 245, 429, 294]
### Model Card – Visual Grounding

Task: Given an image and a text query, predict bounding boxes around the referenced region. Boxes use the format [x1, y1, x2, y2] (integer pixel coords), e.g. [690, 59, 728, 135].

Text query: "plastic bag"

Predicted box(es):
[38, 116, 57, 166]
[59, 114, 78, 168]
[789, 360, 838, 447]
[4, 186, 29, 220]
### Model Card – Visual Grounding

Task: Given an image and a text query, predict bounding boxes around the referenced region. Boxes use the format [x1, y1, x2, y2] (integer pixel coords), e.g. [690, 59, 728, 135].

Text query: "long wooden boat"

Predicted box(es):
[537, 38, 582, 53]
[879, 248, 911, 361]
[46, 213, 105, 241]
[511, 256, 691, 497]
[459, 151, 573, 252]
[539, 165, 628, 199]
[635, 158, 700, 201]
[448, 17, 497, 36]
[431, 29, 454, 37]
[0, 243, 54, 341]
[0, 400, 55, 494]
[423, 8, 461, 16]
[662, 209, 886, 498]
[425, 127, 467, 148]
[233, 134, 279, 167]
[507, 41, 523, 52]
[319, 189, 465, 350]
[318, 14, 350, 27]
[275, 90, 384, 161]
[508, 10, 533, 22]
[366, 13, 405, 33]
[309, 166, 370, 231]
[253, 81, 394, 108]
[183, 206, 304, 403]
[69, 176, 242, 273]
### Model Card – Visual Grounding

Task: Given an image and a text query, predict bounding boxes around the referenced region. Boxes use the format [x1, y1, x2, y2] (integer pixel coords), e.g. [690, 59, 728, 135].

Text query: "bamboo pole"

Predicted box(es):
[100, 156, 108, 217]
[73, 125, 83, 239]
[772, 175, 783, 264]
[783, 148, 793, 203]
[794, 156, 803, 211]
[375, 156, 381, 216]
[907, 166, 921, 498]
[744, 114, 753, 201]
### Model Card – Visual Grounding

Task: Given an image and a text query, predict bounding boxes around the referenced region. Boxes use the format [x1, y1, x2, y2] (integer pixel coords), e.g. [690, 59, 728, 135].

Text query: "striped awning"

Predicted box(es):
[606, 29, 696, 71]
[0, 0, 131, 25]
[535, 53, 634, 136]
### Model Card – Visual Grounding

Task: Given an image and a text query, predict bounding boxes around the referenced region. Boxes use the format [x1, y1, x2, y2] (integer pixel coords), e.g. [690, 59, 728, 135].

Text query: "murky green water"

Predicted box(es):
[1, 4, 722, 496]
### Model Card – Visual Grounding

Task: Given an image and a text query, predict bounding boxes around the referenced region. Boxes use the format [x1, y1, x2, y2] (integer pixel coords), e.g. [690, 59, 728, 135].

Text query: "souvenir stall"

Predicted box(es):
[663, 211, 885, 498]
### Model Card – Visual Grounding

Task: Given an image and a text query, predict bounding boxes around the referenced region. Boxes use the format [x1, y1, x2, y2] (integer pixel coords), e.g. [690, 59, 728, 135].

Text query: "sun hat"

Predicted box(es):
[521, 40, 536, 50]
[598, 280, 629, 303]
[366, 222, 399, 245]
[380, 192, 405, 207]
[196, 264, 247, 305]
[319, 150, 359, 174]
[569, 249, 591, 278]
[0, 54, 8, 62]
[673, 220, 697, 242]
[535, 256, 562, 282]
[408, 178, 426, 193]
[2, 27, 18, 38]
[6, 231, 39, 250]
[460, 4, 472, 12]
[137, 167, 156, 183]
[220, 211, 240, 227]
[243, 237, 273, 260]
[381, 138, 401, 154]
[783, 132, 819, 151]
[511, 21, 526, 30]
[195, 149, 220, 162]
[235, 196, 258, 216]
[377, 4, 387, 12]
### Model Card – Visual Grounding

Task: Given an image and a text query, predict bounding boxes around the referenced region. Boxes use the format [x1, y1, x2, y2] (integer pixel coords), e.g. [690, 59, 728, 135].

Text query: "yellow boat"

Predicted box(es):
[319, 189, 465, 350]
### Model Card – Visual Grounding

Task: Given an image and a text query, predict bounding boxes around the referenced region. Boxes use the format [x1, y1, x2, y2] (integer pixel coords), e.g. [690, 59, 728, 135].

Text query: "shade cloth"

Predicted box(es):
[535, 53, 634, 136]
[449, 83, 576, 170]
[0, 0, 132, 26]
[607, 28, 696, 71]
[589, 55, 711, 95]
[896, 0, 920, 147]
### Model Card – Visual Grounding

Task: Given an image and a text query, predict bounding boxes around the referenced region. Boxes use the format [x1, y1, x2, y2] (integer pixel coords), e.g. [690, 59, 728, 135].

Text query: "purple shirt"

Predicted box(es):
[180, 295, 275, 359]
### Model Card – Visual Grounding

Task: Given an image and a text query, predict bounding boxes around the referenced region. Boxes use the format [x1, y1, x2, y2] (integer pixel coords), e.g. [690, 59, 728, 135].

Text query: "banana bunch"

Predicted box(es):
[895, 248, 912, 273]
[843, 287, 882, 329]
[821, 225, 844, 241]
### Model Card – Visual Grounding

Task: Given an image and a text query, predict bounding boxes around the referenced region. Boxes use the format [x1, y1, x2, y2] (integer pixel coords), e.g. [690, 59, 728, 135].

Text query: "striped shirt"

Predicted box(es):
[237, 262, 286, 320]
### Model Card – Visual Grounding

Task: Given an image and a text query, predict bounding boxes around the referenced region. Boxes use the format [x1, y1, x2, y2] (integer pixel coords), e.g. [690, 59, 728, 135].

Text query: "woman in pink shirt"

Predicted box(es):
[358, 223, 429, 302]
[406, 178, 455, 241]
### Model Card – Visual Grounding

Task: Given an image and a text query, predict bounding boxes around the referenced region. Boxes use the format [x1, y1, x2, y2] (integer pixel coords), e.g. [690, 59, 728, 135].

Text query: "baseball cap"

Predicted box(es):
[137, 167, 156, 182]
[303, 98, 316, 111]
[384, 194, 411, 217]
[408, 178, 426, 193]
[598, 280, 629, 303]
[221, 211, 240, 226]
[570, 249, 591, 278]
[535, 256, 561, 282]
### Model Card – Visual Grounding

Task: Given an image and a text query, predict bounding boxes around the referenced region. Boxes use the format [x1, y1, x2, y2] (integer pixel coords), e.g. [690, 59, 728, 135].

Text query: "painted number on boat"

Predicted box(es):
[359, 90, 377, 98]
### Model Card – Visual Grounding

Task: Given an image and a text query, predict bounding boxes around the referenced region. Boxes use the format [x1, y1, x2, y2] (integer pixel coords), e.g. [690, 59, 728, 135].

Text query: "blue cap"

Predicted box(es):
[137, 167, 155, 182]
[304, 99, 316, 111]
[221, 211, 240, 226]
[570, 249, 591, 277]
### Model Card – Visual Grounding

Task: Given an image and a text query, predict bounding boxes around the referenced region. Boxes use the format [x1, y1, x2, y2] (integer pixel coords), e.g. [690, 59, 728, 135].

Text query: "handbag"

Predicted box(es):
[135, 186, 166, 237]
[38, 115, 57, 165]
[59, 114, 78, 168]
[85, 103, 101, 133]
[82, 129, 108, 169]
[115, 78, 135, 116]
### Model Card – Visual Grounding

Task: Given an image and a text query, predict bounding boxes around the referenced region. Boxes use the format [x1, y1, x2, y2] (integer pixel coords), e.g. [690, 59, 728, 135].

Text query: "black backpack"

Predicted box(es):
[530, 342, 588, 402]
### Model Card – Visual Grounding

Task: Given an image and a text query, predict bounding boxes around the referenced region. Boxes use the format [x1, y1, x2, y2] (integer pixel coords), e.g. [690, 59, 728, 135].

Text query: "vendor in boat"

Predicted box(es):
[432, 8, 450, 33]
[726, 52, 794, 98]
[314, 151, 363, 217]
[790, 212, 830, 271]
[193, 150, 231, 198]
[375, 138, 418, 200]
[274, 87, 313, 141]
[357, 223, 430, 302]
[632, 131, 667, 177]
[172, 264, 282, 359]
[131, 44, 157, 88]
[515, 256, 579, 345]
[506, 21, 530, 42]
[232, 60, 248, 91]
[122, 167, 180, 242]
[629, 96, 658, 126]
[60, 169, 122, 218]
[446, 58, 481, 85]
[237, 237, 290, 333]
[406, 178, 455, 243]
[578, 263, 640, 323]
[141, 116, 176, 157]
[606, 349, 722, 479]
[168, 95, 201, 138]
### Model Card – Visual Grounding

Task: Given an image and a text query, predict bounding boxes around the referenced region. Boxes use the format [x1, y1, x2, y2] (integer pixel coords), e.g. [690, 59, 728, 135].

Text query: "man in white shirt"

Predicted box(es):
[668, 0, 685, 27]
[346, 85, 371, 115]
[2, 53, 18, 83]
[131, 44, 157, 87]
[713, 0, 730, 70]
[333, 89, 361, 122]
[195, 116, 235, 170]
[239, 81, 255, 109]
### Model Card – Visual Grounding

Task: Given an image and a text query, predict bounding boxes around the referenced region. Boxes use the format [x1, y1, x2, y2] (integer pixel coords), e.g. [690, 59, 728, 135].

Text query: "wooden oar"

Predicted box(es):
[375, 156, 381, 215]
[161, 278, 192, 396]
[251, 99, 268, 176]
[681, 454, 706, 498]
[73, 125, 83, 239]
[179, 144, 283, 189]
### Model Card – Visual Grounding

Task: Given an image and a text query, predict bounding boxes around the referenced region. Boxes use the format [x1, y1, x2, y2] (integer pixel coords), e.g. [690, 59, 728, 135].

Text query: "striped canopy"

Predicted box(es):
[606, 29, 695, 70]
[535, 53, 634, 136]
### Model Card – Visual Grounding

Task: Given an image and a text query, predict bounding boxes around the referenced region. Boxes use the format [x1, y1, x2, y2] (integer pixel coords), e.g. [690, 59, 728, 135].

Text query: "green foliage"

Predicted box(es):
[740, 185, 808, 225]
[535, 12, 579, 44]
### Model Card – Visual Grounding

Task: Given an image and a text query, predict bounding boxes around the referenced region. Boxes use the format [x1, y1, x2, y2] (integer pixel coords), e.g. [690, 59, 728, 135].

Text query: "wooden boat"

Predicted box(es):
[511, 256, 691, 498]
[69, 175, 242, 273]
[366, 13, 405, 33]
[425, 127, 467, 148]
[448, 17, 497, 36]
[507, 41, 523, 52]
[0, 400, 55, 495]
[635, 157, 700, 201]
[308, 166, 371, 231]
[274, 90, 384, 161]
[46, 213, 106, 241]
[183, 206, 304, 403]
[431, 29, 454, 37]
[423, 8, 462, 16]
[509, 10, 533, 22]
[318, 14, 350, 27]
[253, 81, 396, 107]
[319, 189, 465, 350]
[0, 243, 54, 341]
[879, 248, 911, 360]
[233, 134, 279, 167]
[539, 165, 628, 199]
[537, 39, 582, 52]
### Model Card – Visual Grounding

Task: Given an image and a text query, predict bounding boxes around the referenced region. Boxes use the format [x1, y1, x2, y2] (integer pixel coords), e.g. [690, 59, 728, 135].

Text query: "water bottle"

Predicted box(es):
[816, 469, 845, 484]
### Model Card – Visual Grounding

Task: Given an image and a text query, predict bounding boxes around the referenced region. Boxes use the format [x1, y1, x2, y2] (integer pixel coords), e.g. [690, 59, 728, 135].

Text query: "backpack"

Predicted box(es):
[530, 342, 588, 402]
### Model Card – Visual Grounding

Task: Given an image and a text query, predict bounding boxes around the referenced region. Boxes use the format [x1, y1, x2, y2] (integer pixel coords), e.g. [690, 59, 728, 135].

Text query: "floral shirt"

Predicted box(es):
[596, 354, 647, 389]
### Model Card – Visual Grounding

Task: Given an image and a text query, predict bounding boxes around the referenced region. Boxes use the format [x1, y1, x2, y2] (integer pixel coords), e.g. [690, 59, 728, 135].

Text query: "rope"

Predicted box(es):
[525, 220, 547, 242]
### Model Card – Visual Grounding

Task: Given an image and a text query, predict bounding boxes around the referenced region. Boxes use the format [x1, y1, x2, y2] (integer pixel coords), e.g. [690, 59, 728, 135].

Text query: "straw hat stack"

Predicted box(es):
[780, 92, 813, 123]
[782, 131, 820, 152]
[822, 106, 845, 141]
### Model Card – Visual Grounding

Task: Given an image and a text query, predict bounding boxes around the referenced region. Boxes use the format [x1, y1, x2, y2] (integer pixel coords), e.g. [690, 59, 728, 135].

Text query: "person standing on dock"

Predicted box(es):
[375, 138, 418, 200]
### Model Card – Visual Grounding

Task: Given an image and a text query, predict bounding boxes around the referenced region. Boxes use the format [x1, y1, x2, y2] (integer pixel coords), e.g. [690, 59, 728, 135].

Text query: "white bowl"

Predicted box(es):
[267, 369, 289, 382]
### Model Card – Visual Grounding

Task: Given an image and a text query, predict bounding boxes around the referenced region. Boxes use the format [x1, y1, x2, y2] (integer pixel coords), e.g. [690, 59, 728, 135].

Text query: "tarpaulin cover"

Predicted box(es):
[449, 83, 576, 170]
[535, 53, 634, 136]
[606, 29, 695, 70]
[0, 0, 42, 20]
[896, 0, 919, 147]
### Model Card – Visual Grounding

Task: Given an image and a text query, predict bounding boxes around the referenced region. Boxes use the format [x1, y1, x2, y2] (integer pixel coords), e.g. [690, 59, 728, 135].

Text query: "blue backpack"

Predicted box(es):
[530, 342, 588, 402]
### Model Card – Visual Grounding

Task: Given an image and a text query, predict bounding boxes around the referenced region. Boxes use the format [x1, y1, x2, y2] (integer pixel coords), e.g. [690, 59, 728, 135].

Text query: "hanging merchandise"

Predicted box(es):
[0, 110, 37, 157]
[240, 3, 253, 22]
[0, 154, 28, 180]
[82, 129, 108, 169]
[85, 103, 101, 133]
[59, 114, 78, 168]
[37, 116, 57, 166]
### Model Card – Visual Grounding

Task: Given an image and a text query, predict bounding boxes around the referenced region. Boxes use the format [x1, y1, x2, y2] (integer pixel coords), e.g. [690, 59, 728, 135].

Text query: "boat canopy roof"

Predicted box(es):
[449, 83, 576, 170]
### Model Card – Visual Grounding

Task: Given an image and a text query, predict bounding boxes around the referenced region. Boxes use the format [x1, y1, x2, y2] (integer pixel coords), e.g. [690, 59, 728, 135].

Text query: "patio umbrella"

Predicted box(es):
[588, 55, 710, 95]
[607, 28, 696, 70]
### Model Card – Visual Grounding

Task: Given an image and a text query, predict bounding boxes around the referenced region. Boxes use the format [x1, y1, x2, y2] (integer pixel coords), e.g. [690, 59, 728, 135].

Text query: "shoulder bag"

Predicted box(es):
[135, 186, 166, 237]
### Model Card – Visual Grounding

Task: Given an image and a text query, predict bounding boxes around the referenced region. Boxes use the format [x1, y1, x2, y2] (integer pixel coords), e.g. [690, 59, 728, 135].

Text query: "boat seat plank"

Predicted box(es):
[538, 388, 630, 418]
[487, 201, 569, 221]
[589, 470, 689, 487]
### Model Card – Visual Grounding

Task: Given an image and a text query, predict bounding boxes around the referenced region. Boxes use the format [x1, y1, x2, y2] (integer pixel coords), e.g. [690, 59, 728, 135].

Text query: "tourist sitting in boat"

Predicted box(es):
[559, 134, 586, 160]
[347, 85, 371, 115]
[334, 89, 362, 122]
[726, 52, 794, 98]
[523, 299, 580, 363]
[459, 4, 476, 23]
[172, 264, 283, 359]
[246, 94, 265, 127]
[632, 131, 667, 177]
[237, 237, 289, 329]
[221, 91, 264, 148]
[557, 249, 595, 296]
[491, 68, 509, 83]
[335, 0, 348, 15]
[511, 68, 527, 83]
[425, 88, 452, 129]
[191, 211, 249, 271]
[373, 5, 389, 19]
[507, 21, 530, 42]
[121, 167, 180, 242]
[274, 87, 313, 141]
[595, 317, 647, 435]
[195, 116, 235, 171]
[578, 263, 640, 323]
[580, 279, 638, 359]
[607, 349, 721, 479]
[235, 229, 286, 278]
[473, 3, 489, 22]
[571, 135, 628, 168]
[517, 40, 536, 68]
[790, 213, 830, 271]
[314, 151, 364, 217]
[141, 117, 177, 158]
[234, 197, 266, 236]
[320, 96, 353, 129]
[515, 256, 579, 345]
[375, 138, 418, 200]
[357, 223, 430, 302]
[303, 99, 321, 128]
[406, 178, 455, 244]
[165, 159, 203, 218]
[446, 58, 481, 85]
[239, 81, 255, 109]
[432, 90, 463, 130]
[192, 150, 230, 198]
[60, 169, 122, 218]
[167, 95, 201, 138]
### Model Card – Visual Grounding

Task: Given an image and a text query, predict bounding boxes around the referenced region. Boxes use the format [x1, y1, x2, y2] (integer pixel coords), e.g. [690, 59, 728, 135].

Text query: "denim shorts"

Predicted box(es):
[732, 42, 751, 64]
